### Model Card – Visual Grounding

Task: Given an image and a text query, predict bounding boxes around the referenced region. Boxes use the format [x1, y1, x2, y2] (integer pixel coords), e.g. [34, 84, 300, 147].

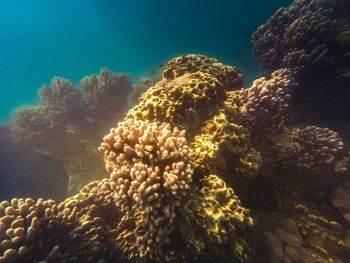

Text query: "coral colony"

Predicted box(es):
[1, 0, 350, 262]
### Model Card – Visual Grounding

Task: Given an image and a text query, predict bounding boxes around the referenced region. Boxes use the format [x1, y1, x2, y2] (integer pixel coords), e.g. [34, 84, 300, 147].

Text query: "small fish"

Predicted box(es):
[236, 48, 245, 62]
[158, 64, 164, 68]
[65, 124, 77, 134]
[242, 28, 251, 35]
[150, 70, 156, 75]
[86, 116, 95, 123]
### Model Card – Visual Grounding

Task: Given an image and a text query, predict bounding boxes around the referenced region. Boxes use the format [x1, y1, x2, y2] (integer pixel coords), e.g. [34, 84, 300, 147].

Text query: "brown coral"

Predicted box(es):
[331, 181, 350, 223]
[263, 217, 318, 263]
[287, 126, 344, 173]
[252, 0, 342, 75]
[0, 198, 58, 263]
[192, 108, 261, 178]
[239, 68, 295, 131]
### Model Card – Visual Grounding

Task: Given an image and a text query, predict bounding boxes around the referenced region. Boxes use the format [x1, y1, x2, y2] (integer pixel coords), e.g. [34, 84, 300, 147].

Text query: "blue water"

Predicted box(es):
[0, 0, 292, 123]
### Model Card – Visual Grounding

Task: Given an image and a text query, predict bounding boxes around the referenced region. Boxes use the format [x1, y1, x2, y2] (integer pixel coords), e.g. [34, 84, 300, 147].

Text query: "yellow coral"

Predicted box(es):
[192, 91, 261, 177]
[126, 72, 225, 133]
[292, 204, 350, 263]
[185, 174, 253, 261]
[162, 54, 243, 90]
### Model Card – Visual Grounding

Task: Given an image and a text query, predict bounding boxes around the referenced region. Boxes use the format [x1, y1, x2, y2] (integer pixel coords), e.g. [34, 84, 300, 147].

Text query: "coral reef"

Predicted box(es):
[331, 181, 350, 223]
[3, 49, 350, 263]
[2, 6, 350, 260]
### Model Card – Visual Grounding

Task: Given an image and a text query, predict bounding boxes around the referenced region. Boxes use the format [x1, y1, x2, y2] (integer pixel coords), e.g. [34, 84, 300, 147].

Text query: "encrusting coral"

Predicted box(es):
[185, 174, 253, 262]
[126, 71, 227, 133]
[191, 92, 261, 178]
[162, 54, 243, 90]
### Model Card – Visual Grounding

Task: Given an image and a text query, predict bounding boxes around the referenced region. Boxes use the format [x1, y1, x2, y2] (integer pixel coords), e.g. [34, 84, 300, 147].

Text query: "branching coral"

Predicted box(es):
[99, 119, 193, 257]
[0, 180, 121, 263]
[284, 126, 344, 173]
[3, 41, 350, 263]
[39, 77, 84, 125]
[252, 0, 342, 75]
[80, 68, 132, 127]
[239, 68, 295, 131]
[0, 198, 58, 263]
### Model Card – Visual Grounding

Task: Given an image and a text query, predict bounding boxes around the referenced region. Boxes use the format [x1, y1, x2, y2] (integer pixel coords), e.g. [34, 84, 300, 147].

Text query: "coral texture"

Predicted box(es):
[239, 68, 295, 130]
[185, 174, 253, 261]
[99, 119, 193, 257]
[331, 181, 350, 223]
[286, 126, 344, 173]
[10, 70, 133, 196]
[162, 54, 243, 89]
[2, 44, 350, 263]
[192, 101, 261, 178]
[0, 180, 120, 263]
[252, 0, 341, 75]
[80, 68, 132, 125]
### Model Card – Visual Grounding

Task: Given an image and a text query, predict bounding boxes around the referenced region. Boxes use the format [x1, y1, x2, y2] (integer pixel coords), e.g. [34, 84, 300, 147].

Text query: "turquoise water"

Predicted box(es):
[0, 0, 292, 123]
